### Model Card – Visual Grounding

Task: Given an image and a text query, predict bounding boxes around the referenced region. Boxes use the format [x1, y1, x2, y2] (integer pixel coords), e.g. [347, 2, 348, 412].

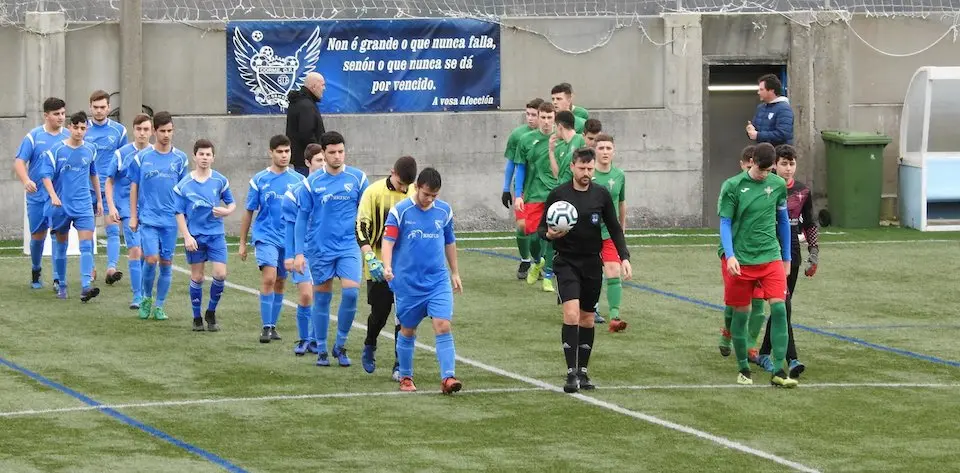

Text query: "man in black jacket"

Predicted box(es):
[285, 72, 326, 176]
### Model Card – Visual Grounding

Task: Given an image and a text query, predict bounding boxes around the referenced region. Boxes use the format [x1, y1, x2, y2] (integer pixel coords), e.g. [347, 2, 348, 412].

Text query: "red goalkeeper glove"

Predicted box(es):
[804, 247, 819, 277]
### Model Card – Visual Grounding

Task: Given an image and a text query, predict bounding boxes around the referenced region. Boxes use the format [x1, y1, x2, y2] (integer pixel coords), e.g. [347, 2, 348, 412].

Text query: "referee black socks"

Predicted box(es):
[578, 327, 595, 372]
[562, 324, 579, 372]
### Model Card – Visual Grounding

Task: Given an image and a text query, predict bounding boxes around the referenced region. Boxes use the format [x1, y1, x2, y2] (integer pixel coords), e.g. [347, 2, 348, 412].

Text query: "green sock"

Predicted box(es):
[516, 228, 530, 260]
[529, 235, 543, 262]
[769, 301, 789, 374]
[723, 306, 733, 331]
[606, 277, 622, 320]
[748, 298, 766, 349]
[730, 308, 750, 371]
[542, 240, 554, 276]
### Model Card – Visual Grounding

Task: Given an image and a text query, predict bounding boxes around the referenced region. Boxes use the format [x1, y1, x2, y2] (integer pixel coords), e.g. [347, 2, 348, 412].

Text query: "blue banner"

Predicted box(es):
[227, 19, 500, 115]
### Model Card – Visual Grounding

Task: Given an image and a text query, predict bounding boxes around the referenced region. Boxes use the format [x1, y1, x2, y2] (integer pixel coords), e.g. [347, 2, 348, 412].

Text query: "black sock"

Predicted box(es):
[393, 324, 401, 365]
[578, 326, 595, 372]
[562, 324, 579, 372]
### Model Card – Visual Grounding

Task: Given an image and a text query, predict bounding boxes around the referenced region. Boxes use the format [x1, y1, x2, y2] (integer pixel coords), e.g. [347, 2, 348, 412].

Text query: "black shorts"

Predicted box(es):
[367, 280, 395, 307]
[554, 253, 603, 312]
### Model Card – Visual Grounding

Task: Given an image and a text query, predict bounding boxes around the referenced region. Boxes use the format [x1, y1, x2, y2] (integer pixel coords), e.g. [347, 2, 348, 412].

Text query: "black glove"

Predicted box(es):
[501, 191, 513, 208]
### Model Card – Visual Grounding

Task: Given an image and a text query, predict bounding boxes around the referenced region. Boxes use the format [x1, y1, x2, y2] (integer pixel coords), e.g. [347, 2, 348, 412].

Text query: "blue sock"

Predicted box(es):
[189, 279, 203, 319]
[259, 293, 273, 327]
[128, 256, 142, 300]
[105, 223, 120, 270]
[435, 332, 457, 380]
[208, 278, 225, 312]
[271, 292, 284, 327]
[79, 239, 94, 289]
[155, 264, 172, 308]
[335, 287, 359, 348]
[296, 304, 312, 341]
[312, 291, 332, 353]
[53, 238, 67, 283]
[397, 333, 416, 378]
[142, 261, 156, 299]
[29, 239, 43, 271]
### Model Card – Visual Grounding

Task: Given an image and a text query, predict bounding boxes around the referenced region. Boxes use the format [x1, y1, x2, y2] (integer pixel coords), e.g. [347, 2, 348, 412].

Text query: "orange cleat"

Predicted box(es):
[608, 319, 628, 333]
[399, 377, 417, 392]
[441, 377, 462, 394]
[747, 348, 759, 364]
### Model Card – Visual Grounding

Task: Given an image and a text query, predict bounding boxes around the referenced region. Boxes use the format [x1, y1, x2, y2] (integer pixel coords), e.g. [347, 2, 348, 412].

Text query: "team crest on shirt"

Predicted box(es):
[607, 179, 615, 190]
[434, 219, 443, 230]
[232, 26, 323, 112]
[764, 186, 773, 197]
[344, 183, 353, 193]
[591, 213, 600, 225]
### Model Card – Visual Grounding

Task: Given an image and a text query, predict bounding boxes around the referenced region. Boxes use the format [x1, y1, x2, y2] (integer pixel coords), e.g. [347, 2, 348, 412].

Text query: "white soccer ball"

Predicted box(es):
[547, 200, 578, 232]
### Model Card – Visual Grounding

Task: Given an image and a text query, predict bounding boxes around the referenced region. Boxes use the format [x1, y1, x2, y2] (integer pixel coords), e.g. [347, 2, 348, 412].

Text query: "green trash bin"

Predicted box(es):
[820, 130, 892, 228]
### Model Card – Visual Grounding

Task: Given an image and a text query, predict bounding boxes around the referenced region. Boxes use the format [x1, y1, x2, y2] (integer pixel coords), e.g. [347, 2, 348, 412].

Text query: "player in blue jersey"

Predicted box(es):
[39, 111, 103, 302]
[240, 135, 303, 344]
[293, 131, 369, 367]
[284, 143, 324, 355]
[175, 139, 237, 332]
[86, 90, 128, 285]
[13, 97, 69, 289]
[128, 111, 189, 321]
[382, 167, 463, 394]
[106, 114, 153, 309]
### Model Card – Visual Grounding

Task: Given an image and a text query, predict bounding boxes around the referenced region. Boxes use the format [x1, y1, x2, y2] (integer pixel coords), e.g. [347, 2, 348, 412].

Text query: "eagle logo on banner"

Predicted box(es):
[232, 26, 323, 112]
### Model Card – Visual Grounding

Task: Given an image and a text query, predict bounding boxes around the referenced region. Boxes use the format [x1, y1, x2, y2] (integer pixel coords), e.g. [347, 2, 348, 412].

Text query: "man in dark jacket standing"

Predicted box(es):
[746, 74, 793, 146]
[285, 72, 326, 176]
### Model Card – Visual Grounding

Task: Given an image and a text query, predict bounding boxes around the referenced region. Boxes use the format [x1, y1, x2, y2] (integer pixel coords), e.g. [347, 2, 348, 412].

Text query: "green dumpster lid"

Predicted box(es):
[820, 130, 893, 145]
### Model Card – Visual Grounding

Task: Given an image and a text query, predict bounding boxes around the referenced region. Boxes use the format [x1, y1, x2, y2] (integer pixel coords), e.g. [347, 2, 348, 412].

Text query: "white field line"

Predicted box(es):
[169, 265, 819, 473]
[5, 382, 956, 419]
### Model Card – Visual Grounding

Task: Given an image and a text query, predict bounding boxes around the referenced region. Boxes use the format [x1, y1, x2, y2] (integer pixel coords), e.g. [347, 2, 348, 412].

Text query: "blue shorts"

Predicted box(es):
[186, 234, 228, 265]
[255, 241, 287, 280]
[49, 208, 95, 234]
[309, 251, 362, 284]
[395, 290, 454, 329]
[291, 257, 313, 285]
[121, 217, 141, 248]
[141, 224, 178, 261]
[27, 201, 49, 235]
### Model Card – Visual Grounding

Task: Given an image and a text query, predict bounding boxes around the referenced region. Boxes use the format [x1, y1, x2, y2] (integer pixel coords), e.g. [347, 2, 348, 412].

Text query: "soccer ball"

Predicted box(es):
[547, 201, 578, 232]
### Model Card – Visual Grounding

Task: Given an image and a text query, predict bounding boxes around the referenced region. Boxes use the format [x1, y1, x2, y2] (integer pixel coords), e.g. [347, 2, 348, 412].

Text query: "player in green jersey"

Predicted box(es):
[592, 134, 628, 332]
[583, 119, 602, 148]
[717, 143, 797, 388]
[551, 83, 588, 133]
[502, 98, 545, 280]
[513, 102, 557, 290]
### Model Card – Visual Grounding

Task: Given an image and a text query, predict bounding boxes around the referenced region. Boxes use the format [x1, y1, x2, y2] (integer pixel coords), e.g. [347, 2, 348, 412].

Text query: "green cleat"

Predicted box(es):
[152, 307, 168, 321]
[542, 277, 554, 293]
[525, 258, 543, 285]
[718, 328, 732, 357]
[138, 297, 154, 320]
[737, 370, 753, 385]
[770, 371, 799, 388]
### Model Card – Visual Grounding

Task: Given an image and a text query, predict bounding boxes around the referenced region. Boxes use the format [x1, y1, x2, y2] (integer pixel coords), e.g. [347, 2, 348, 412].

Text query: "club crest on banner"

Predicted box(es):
[232, 26, 323, 112]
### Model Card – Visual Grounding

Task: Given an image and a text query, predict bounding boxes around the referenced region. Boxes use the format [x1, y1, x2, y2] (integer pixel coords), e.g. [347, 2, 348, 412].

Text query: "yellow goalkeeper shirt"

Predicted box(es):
[355, 176, 415, 280]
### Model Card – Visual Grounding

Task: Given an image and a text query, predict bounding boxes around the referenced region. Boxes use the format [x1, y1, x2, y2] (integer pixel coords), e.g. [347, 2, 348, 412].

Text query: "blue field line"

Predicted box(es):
[468, 248, 960, 369]
[0, 356, 248, 472]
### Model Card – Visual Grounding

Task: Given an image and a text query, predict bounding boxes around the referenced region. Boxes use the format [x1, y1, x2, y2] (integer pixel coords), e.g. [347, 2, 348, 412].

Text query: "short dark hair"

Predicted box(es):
[551, 83, 573, 96]
[269, 134, 291, 150]
[132, 113, 152, 127]
[89, 90, 110, 103]
[152, 111, 173, 129]
[394, 156, 417, 185]
[775, 144, 798, 161]
[193, 138, 215, 155]
[537, 102, 555, 114]
[759, 74, 782, 96]
[753, 143, 776, 169]
[416, 167, 442, 190]
[573, 147, 596, 164]
[68, 111, 87, 126]
[595, 133, 614, 144]
[525, 98, 545, 110]
[320, 131, 345, 149]
[555, 111, 575, 130]
[305, 143, 324, 162]
[43, 97, 66, 113]
[740, 145, 756, 163]
[584, 118, 602, 134]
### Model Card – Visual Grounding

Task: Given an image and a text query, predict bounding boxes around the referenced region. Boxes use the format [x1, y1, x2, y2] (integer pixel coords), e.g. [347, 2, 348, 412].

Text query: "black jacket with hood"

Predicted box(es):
[285, 87, 325, 169]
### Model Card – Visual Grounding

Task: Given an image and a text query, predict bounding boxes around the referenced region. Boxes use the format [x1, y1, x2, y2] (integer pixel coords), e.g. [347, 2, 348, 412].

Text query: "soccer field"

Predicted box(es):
[1, 227, 959, 472]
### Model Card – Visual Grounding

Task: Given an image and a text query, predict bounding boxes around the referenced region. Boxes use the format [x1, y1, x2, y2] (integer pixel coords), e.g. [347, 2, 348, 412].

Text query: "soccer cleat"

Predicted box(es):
[563, 372, 579, 393]
[204, 310, 219, 332]
[718, 328, 732, 357]
[747, 348, 759, 364]
[391, 362, 401, 382]
[259, 327, 272, 343]
[525, 259, 543, 285]
[756, 354, 775, 373]
[129, 297, 141, 310]
[79, 287, 100, 303]
[192, 317, 205, 332]
[737, 370, 753, 385]
[57, 284, 68, 300]
[577, 370, 595, 390]
[52, 279, 61, 294]
[608, 318, 628, 333]
[771, 371, 799, 388]
[138, 297, 153, 319]
[542, 277, 554, 293]
[316, 352, 330, 367]
[593, 311, 605, 324]
[31, 269, 43, 289]
[152, 307, 168, 321]
[104, 270, 123, 286]
[788, 359, 806, 379]
[441, 377, 462, 394]
[332, 345, 351, 367]
[399, 376, 417, 392]
[306, 340, 319, 354]
[293, 341, 308, 356]
[517, 261, 531, 280]
[361, 345, 377, 373]
[269, 327, 282, 341]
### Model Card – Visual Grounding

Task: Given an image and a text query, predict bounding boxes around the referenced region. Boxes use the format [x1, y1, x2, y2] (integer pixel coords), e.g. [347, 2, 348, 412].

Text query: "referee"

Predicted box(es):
[355, 156, 418, 381]
[539, 147, 632, 393]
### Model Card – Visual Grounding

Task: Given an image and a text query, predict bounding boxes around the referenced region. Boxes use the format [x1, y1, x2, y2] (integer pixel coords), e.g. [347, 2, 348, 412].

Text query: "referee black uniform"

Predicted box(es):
[539, 162, 630, 393]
